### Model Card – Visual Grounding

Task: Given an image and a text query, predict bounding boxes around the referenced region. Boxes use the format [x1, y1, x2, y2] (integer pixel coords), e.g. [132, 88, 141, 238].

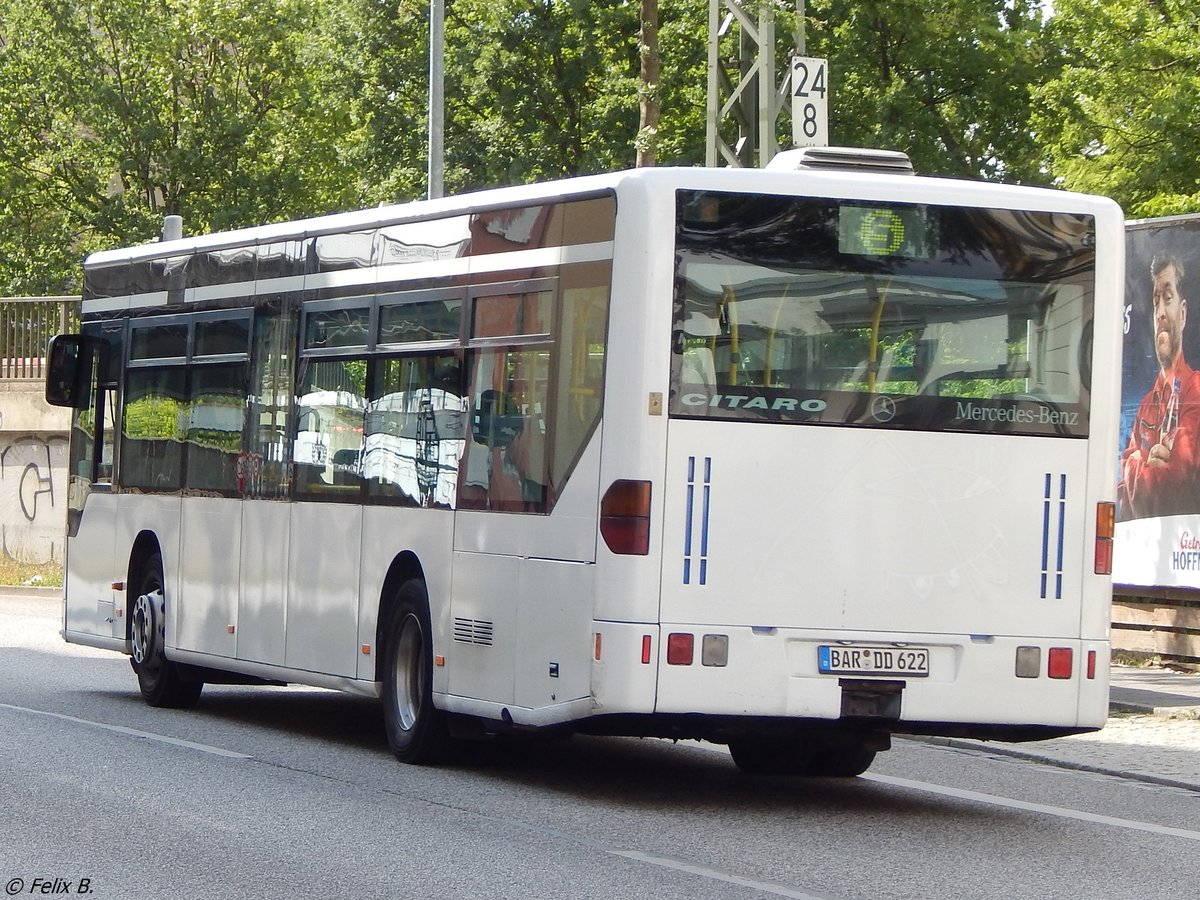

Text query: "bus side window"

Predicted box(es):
[292, 358, 366, 499]
[244, 306, 296, 500]
[121, 367, 186, 492]
[363, 353, 465, 509]
[458, 259, 611, 514]
[460, 348, 549, 512]
[96, 387, 117, 483]
[184, 362, 246, 495]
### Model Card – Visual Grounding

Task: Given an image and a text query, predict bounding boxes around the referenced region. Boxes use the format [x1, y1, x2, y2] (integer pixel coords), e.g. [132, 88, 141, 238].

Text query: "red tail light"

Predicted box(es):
[1048, 647, 1073, 679]
[1094, 501, 1115, 575]
[667, 633, 694, 665]
[600, 480, 651, 555]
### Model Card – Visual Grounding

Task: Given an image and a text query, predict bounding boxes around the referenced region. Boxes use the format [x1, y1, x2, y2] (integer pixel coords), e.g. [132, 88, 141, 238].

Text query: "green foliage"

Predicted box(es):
[343, 359, 368, 397]
[442, 0, 641, 189]
[809, 0, 1052, 181]
[351, 0, 708, 192]
[0, 0, 367, 293]
[1034, 0, 1200, 216]
[123, 396, 183, 440]
[654, 0, 709, 166]
[2, 0, 1194, 299]
[339, 0, 431, 204]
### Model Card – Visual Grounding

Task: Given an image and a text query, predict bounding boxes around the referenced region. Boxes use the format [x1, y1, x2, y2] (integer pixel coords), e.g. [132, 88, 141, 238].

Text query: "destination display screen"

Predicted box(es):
[838, 204, 935, 258]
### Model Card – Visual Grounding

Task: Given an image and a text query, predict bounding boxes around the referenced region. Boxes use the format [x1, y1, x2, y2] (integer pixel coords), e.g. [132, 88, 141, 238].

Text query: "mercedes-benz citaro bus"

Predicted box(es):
[46, 148, 1121, 776]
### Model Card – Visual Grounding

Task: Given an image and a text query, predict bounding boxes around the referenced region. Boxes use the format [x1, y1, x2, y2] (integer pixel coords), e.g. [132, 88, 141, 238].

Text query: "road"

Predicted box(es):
[2, 595, 1197, 900]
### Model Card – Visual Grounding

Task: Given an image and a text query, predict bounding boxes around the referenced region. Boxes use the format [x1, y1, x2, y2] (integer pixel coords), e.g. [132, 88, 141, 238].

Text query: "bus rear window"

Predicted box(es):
[670, 191, 1095, 438]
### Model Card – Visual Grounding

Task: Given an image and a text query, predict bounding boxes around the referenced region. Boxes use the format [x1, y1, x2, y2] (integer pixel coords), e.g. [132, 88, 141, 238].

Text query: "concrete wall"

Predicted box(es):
[0, 381, 70, 563]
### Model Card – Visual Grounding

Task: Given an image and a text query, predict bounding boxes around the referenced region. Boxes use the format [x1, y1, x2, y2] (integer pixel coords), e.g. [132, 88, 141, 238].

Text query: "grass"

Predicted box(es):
[0, 556, 64, 588]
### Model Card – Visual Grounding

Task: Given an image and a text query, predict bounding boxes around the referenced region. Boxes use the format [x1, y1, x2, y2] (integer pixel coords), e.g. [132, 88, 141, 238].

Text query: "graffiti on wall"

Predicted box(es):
[0, 434, 68, 563]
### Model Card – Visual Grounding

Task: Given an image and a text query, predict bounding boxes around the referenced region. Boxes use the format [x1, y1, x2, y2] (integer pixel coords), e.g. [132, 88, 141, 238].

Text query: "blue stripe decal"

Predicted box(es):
[684, 457, 696, 583]
[684, 460, 695, 556]
[700, 458, 712, 585]
[1041, 474, 1052, 599]
[1040, 472, 1068, 599]
[1056, 474, 1067, 599]
[684, 456, 713, 586]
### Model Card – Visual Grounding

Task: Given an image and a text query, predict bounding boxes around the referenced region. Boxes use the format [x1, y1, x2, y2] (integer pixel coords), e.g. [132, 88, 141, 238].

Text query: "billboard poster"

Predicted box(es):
[1114, 215, 1200, 588]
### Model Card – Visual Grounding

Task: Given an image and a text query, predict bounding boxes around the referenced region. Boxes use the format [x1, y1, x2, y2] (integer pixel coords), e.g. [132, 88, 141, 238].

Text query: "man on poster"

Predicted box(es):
[1119, 253, 1200, 519]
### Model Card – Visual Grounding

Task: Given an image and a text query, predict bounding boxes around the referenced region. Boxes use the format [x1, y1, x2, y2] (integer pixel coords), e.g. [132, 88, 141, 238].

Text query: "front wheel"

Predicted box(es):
[381, 579, 451, 764]
[129, 552, 203, 709]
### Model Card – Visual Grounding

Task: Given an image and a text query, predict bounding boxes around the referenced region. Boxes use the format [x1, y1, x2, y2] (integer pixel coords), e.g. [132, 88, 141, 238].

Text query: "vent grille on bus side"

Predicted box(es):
[453, 617, 495, 646]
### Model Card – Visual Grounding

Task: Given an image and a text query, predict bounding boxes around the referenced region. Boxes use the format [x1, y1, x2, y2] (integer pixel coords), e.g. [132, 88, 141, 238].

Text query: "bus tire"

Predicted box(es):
[728, 736, 814, 776]
[806, 741, 877, 777]
[382, 579, 451, 765]
[129, 552, 203, 709]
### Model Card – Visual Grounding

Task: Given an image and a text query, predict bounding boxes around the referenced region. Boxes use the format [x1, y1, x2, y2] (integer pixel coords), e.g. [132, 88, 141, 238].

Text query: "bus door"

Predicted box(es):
[235, 304, 296, 668]
[48, 325, 123, 644]
[450, 273, 609, 713]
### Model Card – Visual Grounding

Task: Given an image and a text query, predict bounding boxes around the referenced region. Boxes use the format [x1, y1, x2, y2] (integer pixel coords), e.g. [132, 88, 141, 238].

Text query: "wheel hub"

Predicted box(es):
[131, 588, 162, 665]
[392, 613, 424, 731]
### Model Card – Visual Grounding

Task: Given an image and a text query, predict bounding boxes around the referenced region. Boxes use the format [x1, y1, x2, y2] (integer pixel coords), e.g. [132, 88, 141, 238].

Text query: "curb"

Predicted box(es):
[0, 586, 62, 599]
[903, 734, 1200, 794]
[1110, 700, 1200, 719]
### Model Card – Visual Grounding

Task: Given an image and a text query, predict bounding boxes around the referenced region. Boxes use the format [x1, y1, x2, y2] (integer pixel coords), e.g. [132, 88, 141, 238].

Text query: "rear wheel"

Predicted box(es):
[805, 739, 877, 777]
[728, 736, 814, 776]
[382, 579, 451, 764]
[729, 733, 878, 777]
[129, 552, 203, 709]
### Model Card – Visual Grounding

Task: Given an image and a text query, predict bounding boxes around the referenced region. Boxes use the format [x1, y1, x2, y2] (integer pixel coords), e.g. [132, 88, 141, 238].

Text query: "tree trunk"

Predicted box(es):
[636, 0, 660, 167]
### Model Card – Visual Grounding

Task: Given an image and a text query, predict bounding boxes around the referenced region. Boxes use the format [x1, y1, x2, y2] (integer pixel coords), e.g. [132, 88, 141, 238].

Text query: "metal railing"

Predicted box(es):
[0, 296, 80, 380]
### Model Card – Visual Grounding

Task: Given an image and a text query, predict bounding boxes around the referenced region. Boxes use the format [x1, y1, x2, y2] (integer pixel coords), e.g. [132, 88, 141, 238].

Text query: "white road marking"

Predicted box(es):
[609, 849, 839, 899]
[0, 702, 252, 759]
[864, 773, 1200, 842]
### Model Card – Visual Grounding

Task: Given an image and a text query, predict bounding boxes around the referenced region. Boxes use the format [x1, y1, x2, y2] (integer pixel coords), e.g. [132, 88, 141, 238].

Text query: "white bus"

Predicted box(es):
[47, 149, 1122, 776]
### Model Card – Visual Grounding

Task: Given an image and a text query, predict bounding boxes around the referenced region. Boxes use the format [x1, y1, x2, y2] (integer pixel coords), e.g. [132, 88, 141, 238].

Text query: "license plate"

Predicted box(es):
[818, 645, 930, 677]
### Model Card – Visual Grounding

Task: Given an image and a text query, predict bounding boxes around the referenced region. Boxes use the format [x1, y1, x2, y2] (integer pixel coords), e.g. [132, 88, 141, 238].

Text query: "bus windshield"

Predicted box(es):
[670, 191, 1096, 438]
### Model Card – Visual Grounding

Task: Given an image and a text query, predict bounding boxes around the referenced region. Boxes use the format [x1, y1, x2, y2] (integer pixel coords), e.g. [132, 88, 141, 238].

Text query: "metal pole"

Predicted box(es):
[705, 0, 719, 167]
[428, 0, 445, 200]
[757, 4, 774, 167]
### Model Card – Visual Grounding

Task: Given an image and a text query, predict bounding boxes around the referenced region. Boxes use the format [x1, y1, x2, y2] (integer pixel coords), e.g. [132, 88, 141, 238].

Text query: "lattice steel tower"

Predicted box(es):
[706, 1, 803, 168]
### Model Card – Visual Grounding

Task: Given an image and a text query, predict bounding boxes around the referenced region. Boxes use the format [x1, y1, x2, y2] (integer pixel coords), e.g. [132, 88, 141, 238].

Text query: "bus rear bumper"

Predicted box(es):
[648, 624, 1110, 735]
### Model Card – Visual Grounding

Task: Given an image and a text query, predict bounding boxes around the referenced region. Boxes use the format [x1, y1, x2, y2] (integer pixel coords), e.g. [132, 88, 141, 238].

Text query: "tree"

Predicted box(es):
[0, 0, 366, 292]
[341, 0, 432, 205]
[1034, 0, 1200, 216]
[445, 0, 640, 189]
[351, 0, 719, 194]
[807, 0, 1054, 182]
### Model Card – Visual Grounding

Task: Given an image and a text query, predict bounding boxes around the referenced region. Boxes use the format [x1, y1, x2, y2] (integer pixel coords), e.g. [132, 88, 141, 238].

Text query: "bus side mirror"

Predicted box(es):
[471, 389, 524, 448]
[45, 334, 102, 409]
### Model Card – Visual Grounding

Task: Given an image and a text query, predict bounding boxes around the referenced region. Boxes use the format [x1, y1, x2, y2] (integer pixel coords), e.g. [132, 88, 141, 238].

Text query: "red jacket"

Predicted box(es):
[1119, 360, 1200, 519]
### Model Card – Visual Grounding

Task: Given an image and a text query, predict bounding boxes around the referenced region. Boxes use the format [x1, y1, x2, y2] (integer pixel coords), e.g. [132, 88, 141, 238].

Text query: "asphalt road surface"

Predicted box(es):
[2, 595, 1196, 900]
